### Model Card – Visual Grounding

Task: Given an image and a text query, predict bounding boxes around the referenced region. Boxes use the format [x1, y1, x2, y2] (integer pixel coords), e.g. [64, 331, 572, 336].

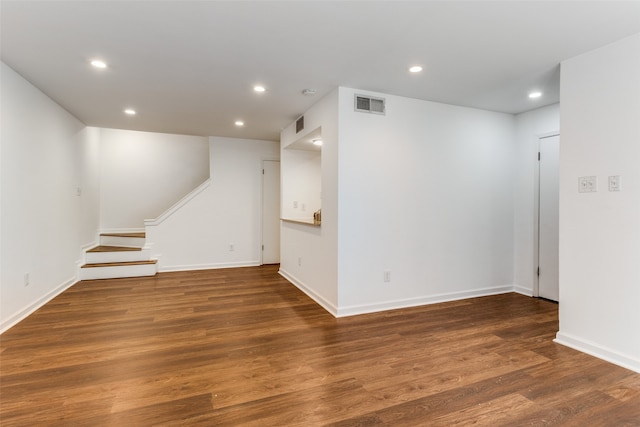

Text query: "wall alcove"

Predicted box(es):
[281, 126, 322, 226]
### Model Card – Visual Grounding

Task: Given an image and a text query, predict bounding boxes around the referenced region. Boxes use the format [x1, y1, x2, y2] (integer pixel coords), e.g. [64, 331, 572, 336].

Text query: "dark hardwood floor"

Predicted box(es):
[1, 265, 639, 426]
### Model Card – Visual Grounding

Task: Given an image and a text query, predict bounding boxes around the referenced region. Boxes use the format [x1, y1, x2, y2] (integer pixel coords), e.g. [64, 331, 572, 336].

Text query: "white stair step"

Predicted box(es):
[80, 260, 157, 280]
[85, 246, 151, 264]
[99, 233, 146, 248]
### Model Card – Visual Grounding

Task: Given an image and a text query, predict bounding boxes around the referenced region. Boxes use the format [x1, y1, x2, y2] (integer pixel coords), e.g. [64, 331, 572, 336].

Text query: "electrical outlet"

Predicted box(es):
[578, 176, 597, 193]
[24, 273, 30, 287]
[384, 270, 391, 283]
[293, 201, 298, 209]
[608, 175, 621, 192]
[229, 243, 235, 252]
[298, 257, 302, 266]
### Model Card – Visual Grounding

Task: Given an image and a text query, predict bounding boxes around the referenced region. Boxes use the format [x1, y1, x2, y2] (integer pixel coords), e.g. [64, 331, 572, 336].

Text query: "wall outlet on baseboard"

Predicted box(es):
[298, 257, 302, 266]
[24, 273, 30, 286]
[229, 243, 235, 252]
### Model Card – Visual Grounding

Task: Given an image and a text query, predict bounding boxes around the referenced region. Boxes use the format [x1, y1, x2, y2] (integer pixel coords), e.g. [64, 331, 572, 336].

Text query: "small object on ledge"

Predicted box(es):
[313, 209, 322, 225]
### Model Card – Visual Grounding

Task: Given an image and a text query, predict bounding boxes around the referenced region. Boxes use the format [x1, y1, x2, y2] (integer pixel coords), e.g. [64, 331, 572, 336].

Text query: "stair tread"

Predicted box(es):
[82, 260, 157, 268]
[100, 232, 146, 238]
[87, 245, 142, 253]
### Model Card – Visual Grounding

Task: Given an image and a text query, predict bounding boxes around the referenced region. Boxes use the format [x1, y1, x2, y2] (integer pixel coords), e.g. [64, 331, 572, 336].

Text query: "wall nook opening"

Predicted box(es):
[281, 127, 322, 225]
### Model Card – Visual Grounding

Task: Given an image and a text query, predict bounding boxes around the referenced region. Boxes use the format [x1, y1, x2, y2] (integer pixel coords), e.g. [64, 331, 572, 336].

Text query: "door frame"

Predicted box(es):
[533, 131, 560, 298]
[261, 159, 281, 265]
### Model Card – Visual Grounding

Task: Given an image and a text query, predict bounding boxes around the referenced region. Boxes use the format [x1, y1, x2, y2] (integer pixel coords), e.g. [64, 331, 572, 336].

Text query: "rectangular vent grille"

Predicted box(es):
[355, 95, 385, 115]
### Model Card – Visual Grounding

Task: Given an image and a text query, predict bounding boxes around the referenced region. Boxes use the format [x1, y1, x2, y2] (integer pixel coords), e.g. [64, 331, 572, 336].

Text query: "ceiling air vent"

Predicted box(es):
[355, 94, 385, 115]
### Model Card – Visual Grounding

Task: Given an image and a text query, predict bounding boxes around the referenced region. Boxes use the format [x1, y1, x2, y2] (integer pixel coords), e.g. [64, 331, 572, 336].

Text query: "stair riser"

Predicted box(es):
[99, 236, 146, 247]
[85, 249, 151, 264]
[80, 264, 157, 281]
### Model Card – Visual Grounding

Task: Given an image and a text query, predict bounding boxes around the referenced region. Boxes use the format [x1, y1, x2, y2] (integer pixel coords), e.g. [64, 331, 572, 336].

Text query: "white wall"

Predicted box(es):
[556, 34, 640, 372]
[282, 87, 521, 316]
[337, 87, 516, 315]
[146, 137, 279, 271]
[78, 126, 102, 243]
[280, 89, 339, 314]
[100, 128, 209, 231]
[1, 62, 99, 331]
[513, 104, 560, 294]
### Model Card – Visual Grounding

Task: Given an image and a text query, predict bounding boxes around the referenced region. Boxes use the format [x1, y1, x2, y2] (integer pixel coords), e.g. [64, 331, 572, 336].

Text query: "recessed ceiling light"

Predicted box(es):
[302, 89, 317, 96]
[409, 65, 423, 73]
[90, 60, 107, 69]
[235, 120, 244, 127]
[124, 109, 136, 115]
[529, 91, 542, 99]
[254, 85, 266, 93]
[311, 139, 323, 146]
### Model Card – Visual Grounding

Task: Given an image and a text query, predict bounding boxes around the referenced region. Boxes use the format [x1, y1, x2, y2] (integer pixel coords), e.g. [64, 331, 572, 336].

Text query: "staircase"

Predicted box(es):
[80, 233, 157, 280]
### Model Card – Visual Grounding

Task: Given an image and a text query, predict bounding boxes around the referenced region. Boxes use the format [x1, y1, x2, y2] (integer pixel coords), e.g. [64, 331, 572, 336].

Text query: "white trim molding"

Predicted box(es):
[278, 269, 338, 317]
[555, 332, 640, 374]
[513, 285, 534, 297]
[278, 271, 519, 319]
[145, 179, 211, 226]
[1, 276, 77, 334]
[159, 260, 260, 273]
[335, 285, 515, 318]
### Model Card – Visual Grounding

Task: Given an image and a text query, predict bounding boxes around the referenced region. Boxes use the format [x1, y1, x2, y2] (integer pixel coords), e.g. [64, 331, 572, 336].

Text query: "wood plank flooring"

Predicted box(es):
[1, 265, 639, 426]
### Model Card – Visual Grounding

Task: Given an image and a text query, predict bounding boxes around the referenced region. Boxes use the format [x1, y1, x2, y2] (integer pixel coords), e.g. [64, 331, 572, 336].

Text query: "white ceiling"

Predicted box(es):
[2, 1, 640, 141]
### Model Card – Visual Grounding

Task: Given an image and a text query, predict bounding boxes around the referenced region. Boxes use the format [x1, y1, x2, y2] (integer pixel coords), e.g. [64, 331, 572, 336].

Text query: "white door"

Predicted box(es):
[538, 135, 560, 301]
[262, 160, 280, 264]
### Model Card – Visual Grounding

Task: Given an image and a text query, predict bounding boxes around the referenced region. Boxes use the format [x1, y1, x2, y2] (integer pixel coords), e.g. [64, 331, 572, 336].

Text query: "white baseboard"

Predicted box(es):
[555, 332, 640, 373]
[80, 239, 99, 252]
[159, 260, 261, 273]
[335, 285, 515, 317]
[278, 269, 338, 317]
[1, 276, 77, 334]
[513, 285, 534, 297]
[276, 271, 516, 318]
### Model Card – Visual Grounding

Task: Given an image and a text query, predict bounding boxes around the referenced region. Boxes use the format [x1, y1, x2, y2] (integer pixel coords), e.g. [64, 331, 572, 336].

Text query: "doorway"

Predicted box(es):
[537, 134, 560, 301]
[262, 160, 280, 264]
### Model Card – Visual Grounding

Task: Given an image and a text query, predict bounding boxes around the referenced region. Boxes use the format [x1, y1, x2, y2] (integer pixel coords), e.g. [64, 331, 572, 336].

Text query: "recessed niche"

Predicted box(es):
[282, 127, 322, 225]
